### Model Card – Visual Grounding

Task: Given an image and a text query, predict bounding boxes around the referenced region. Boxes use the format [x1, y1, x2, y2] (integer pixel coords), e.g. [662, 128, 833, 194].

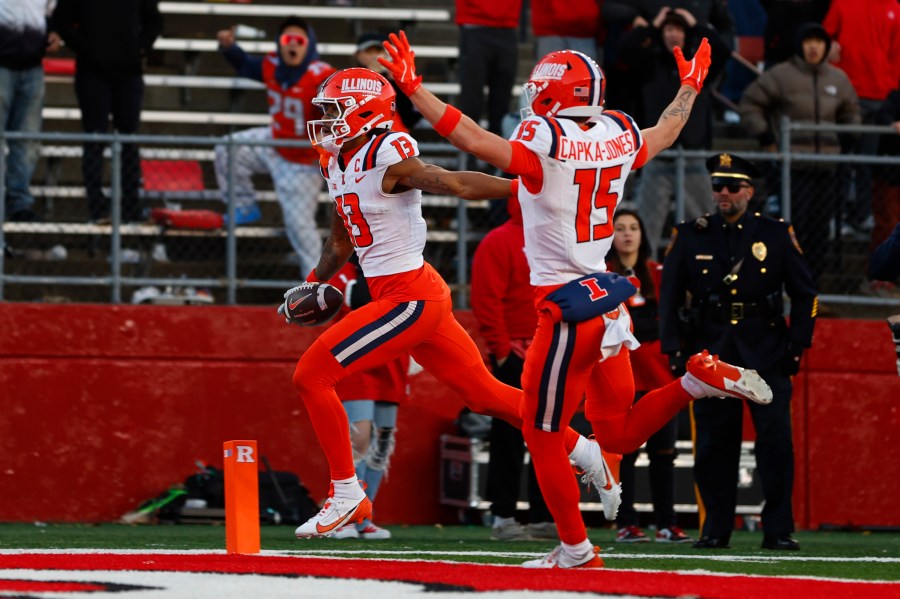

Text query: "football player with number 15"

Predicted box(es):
[380, 31, 774, 568]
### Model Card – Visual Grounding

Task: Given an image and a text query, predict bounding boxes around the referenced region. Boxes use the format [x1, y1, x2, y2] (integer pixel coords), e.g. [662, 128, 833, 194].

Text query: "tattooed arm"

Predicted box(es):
[384, 157, 513, 201]
[639, 86, 700, 162]
[639, 39, 711, 162]
[311, 208, 355, 281]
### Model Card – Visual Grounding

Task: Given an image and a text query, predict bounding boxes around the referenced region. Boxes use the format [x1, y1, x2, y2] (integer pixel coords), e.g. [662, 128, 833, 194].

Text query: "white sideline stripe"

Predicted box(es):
[154, 38, 459, 58]
[158, 1, 450, 21]
[282, 549, 900, 564]
[3, 548, 899, 563]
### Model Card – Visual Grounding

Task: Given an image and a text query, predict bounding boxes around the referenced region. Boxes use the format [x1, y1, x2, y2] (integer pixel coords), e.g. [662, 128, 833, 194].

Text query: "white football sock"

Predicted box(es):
[681, 372, 707, 399]
[562, 538, 593, 559]
[569, 435, 599, 470]
[332, 476, 365, 500]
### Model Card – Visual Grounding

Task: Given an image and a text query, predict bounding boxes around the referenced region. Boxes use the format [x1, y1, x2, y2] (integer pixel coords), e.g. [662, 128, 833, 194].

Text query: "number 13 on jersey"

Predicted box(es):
[574, 164, 623, 243]
[336, 193, 373, 247]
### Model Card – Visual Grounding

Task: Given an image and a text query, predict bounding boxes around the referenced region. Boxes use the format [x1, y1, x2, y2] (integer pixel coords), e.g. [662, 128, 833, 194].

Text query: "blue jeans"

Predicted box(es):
[0, 65, 44, 215]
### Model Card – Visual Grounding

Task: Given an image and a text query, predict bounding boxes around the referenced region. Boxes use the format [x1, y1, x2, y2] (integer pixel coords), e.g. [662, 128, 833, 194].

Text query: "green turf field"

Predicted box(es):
[2, 523, 899, 582]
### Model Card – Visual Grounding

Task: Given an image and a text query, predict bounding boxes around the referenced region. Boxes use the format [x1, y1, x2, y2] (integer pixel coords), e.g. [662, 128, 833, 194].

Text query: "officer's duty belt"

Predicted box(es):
[705, 301, 771, 322]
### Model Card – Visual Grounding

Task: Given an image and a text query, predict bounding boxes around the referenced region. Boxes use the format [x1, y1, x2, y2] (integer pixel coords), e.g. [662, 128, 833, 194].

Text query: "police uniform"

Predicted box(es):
[659, 153, 817, 550]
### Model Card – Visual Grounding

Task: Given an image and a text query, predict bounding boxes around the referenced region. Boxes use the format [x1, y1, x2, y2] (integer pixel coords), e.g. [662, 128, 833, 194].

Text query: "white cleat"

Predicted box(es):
[522, 544, 604, 569]
[358, 523, 391, 540]
[294, 493, 372, 539]
[685, 350, 773, 405]
[579, 440, 622, 521]
[331, 524, 360, 539]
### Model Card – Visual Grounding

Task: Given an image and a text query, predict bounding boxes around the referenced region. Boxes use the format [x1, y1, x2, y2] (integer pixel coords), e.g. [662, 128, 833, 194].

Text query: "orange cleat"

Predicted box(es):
[685, 350, 773, 405]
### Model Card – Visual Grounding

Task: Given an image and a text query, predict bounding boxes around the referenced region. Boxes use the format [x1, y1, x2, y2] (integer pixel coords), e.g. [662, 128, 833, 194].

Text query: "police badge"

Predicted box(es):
[752, 242, 767, 261]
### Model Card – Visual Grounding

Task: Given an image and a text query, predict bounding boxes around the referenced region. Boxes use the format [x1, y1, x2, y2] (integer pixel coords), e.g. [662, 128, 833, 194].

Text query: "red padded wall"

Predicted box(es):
[1, 304, 898, 527]
[0, 304, 469, 524]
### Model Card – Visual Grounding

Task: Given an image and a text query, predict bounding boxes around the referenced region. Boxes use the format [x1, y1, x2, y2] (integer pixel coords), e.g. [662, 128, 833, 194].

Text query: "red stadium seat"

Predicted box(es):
[42, 58, 75, 76]
[142, 159, 204, 192]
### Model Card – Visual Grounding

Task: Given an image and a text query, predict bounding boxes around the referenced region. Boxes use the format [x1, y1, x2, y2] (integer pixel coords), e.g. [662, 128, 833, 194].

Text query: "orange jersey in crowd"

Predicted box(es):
[261, 54, 334, 164]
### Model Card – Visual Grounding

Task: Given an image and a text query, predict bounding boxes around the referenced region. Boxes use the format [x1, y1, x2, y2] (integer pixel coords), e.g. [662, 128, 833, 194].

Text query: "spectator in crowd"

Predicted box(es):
[659, 153, 817, 551]
[354, 32, 421, 134]
[619, 7, 730, 255]
[471, 194, 556, 542]
[824, 0, 900, 236]
[760, 0, 830, 69]
[52, 0, 162, 223]
[214, 17, 335, 273]
[455, 0, 520, 139]
[1, 0, 60, 222]
[870, 88, 900, 253]
[606, 209, 691, 545]
[739, 23, 860, 283]
[531, 0, 602, 61]
[382, 31, 776, 568]
[328, 257, 413, 541]
[603, 0, 736, 49]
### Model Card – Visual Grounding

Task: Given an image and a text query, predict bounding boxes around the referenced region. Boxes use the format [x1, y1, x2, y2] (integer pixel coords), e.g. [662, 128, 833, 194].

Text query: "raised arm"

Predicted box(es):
[639, 38, 711, 161]
[379, 31, 514, 172]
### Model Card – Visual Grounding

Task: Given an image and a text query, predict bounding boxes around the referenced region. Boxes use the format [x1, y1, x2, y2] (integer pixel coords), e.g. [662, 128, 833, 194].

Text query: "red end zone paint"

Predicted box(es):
[2, 553, 898, 599]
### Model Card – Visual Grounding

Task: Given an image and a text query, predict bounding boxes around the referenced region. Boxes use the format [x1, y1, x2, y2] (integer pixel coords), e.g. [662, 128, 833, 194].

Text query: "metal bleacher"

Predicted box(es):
[7, 0, 471, 304]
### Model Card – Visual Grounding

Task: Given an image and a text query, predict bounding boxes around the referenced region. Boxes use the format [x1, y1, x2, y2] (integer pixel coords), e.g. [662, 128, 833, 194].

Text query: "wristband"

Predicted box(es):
[306, 268, 322, 283]
[510, 179, 519, 198]
[433, 105, 462, 137]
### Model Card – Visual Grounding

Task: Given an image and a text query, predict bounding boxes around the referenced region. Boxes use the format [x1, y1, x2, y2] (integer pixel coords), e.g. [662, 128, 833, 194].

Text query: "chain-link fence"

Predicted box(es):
[2, 120, 899, 313]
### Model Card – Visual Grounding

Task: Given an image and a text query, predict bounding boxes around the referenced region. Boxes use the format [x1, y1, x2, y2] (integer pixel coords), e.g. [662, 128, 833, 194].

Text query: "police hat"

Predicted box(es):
[706, 153, 761, 183]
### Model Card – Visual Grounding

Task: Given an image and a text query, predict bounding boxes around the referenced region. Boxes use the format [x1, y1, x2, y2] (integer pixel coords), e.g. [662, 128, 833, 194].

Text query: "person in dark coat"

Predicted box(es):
[52, 0, 163, 222]
[659, 153, 817, 551]
[617, 7, 730, 255]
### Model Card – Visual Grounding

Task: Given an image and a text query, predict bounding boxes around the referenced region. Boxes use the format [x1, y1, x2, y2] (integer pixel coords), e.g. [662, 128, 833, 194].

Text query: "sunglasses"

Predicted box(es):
[279, 33, 308, 47]
[712, 182, 750, 193]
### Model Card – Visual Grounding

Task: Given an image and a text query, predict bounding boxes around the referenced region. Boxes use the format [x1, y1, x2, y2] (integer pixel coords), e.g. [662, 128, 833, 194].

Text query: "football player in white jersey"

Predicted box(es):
[286, 68, 622, 541]
[381, 32, 773, 568]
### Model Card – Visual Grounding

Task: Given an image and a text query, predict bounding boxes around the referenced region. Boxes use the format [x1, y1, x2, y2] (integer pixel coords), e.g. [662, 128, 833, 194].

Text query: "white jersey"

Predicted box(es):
[512, 111, 645, 287]
[321, 131, 427, 277]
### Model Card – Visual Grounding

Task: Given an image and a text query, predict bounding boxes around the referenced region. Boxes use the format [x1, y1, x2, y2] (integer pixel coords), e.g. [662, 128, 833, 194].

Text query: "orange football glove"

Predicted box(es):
[673, 37, 711, 92]
[377, 30, 423, 96]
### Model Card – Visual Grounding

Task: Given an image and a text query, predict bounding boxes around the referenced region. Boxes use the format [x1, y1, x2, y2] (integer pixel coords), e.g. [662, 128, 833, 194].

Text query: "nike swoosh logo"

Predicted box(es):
[355, 175, 366, 183]
[602, 462, 614, 491]
[288, 294, 312, 310]
[315, 502, 364, 534]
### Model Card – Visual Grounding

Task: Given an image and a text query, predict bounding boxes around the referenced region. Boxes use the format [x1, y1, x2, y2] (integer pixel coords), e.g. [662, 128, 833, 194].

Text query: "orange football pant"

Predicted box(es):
[521, 313, 693, 545]
[294, 294, 582, 480]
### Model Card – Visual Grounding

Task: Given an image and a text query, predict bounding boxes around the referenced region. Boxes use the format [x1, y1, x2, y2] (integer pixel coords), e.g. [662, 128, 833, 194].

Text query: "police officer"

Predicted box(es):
[659, 153, 817, 551]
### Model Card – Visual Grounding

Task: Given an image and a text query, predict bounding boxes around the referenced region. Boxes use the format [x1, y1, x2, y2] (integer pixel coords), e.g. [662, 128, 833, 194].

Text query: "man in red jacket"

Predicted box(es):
[471, 195, 555, 541]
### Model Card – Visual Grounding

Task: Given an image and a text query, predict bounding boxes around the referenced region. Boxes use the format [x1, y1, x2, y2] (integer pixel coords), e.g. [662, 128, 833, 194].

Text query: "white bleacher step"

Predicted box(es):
[2, 221, 482, 243]
[158, 2, 451, 22]
[153, 38, 458, 59]
[28, 186, 486, 208]
[45, 74, 475, 97]
[42, 107, 270, 126]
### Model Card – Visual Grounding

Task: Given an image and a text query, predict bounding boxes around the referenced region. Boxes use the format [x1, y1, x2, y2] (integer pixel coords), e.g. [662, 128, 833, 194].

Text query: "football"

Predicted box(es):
[282, 282, 344, 327]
